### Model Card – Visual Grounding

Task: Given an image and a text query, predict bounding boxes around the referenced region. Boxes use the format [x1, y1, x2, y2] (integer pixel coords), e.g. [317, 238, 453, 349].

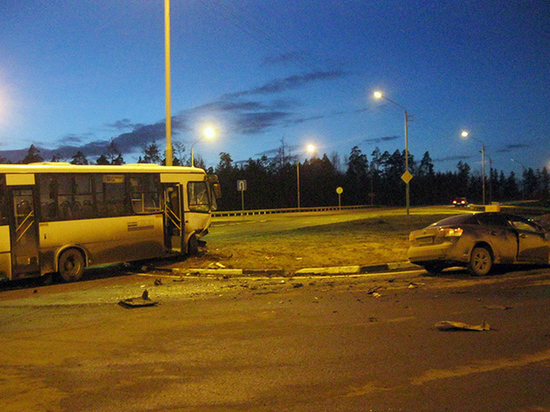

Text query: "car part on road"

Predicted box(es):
[435, 319, 491, 331]
[118, 290, 158, 308]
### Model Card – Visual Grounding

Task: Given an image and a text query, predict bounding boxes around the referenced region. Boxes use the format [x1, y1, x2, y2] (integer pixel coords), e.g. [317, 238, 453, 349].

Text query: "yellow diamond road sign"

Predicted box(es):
[401, 170, 413, 183]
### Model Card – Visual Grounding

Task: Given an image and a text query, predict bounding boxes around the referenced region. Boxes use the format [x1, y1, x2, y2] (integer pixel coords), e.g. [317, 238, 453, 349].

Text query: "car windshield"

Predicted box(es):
[429, 214, 477, 227]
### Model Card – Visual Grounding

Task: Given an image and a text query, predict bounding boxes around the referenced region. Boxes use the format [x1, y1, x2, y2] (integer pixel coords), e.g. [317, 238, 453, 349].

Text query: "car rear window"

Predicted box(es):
[429, 214, 476, 227]
[475, 213, 510, 227]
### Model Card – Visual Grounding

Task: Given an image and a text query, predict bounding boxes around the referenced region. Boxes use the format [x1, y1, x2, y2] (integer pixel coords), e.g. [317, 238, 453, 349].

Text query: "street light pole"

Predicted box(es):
[296, 144, 315, 210]
[461, 131, 486, 205]
[297, 161, 301, 209]
[164, 0, 173, 166]
[374, 92, 411, 215]
[404, 107, 409, 214]
[191, 127, 215, 168]
[481, 143, 486, 205]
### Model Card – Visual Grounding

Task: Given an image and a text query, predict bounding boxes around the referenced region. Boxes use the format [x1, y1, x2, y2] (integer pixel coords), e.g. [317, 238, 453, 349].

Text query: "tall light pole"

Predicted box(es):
[297, 144, 315, 209]
[191, 127, 215, 167]
[374, 91, 412, 215]
[511, 158, 526, 200]
[164, 0, 173, 166]
[461, 131, 486, 205]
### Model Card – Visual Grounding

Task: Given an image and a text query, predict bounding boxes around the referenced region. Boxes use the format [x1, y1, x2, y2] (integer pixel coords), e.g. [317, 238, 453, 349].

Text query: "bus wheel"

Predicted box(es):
[58, 249, 85, 282]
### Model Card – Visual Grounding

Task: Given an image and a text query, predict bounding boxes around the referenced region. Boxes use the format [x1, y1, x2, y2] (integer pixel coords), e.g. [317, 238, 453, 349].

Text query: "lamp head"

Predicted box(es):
[204, 127, 215, 139]
[373, 91, 383, 99]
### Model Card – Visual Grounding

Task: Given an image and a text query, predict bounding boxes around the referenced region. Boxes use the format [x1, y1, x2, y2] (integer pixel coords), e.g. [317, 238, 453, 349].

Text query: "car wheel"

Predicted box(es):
[468, 246, 492, 276]
[58, 248, 85, 282]
[422, 263, 445, 274]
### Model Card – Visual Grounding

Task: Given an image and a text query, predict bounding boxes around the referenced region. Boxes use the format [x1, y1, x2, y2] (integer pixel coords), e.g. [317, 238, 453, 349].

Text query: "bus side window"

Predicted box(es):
[97, 174, 127, 217]
[38, 175, 57, 221]
[73, 175, 93, 219]
[130, 174, 161, 214]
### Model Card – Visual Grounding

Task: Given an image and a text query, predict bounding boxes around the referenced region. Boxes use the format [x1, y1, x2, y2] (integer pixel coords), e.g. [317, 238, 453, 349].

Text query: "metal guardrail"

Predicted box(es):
[212, 205, 372, 218]
[468, 203, 549, 215]
[213, 203, 550, 218]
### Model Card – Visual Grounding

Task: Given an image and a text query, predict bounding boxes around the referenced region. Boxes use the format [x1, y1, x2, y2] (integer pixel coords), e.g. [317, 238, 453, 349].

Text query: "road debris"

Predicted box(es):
[366, 285, 383, 298]
[435, 319, 491, 332]
[367, 286, 383, 294]
[483, 304, 512, 310]
[208, 262, 226, 269]
[118, 290, 158, 309]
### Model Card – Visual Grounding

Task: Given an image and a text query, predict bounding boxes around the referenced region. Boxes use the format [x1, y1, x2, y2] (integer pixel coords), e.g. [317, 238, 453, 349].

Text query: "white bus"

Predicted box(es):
[0, 163, 221, 282]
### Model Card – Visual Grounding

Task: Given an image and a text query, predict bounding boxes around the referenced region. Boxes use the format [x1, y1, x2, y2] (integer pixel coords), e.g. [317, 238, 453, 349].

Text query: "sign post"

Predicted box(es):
[237, 180, 247, 217]
[336, 187, 343, 210]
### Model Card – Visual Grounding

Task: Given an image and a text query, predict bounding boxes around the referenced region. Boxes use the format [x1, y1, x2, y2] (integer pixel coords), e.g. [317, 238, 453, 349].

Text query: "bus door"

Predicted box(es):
[10, 188, 40, 278]
[163, 184, 184, 253]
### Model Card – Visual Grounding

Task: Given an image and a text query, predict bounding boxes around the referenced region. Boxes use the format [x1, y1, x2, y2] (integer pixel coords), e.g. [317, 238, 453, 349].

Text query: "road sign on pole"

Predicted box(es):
[237, 180, 247, 216]
[336, 187, 343, 210]
[237, 180, 247, 192]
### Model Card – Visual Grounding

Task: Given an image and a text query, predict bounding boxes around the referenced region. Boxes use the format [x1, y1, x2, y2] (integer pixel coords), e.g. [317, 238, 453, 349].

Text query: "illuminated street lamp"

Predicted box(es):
[297, 144, 316, 209]
[164, 0, 173, 166]
[191, 127, 215, 168]
[374, 91, 412, 215]
[461, 131, 486, 205]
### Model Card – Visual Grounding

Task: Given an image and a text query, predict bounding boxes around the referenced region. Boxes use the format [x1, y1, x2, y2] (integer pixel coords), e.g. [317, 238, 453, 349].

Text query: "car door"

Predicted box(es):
[508, 216, 550, 263]
[475, 213, 517, 264]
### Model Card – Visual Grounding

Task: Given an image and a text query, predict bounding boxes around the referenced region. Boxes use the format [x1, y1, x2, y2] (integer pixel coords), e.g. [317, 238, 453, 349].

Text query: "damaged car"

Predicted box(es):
[408, 212, 550, 276]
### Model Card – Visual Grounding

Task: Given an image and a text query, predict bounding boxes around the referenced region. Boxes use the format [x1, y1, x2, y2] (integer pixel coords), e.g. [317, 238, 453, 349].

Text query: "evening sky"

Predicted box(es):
[0, 0, 549, 175]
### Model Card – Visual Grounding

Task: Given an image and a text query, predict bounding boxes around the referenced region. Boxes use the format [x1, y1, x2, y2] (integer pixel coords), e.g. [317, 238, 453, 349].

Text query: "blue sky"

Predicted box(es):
[1, 0, 549, 175]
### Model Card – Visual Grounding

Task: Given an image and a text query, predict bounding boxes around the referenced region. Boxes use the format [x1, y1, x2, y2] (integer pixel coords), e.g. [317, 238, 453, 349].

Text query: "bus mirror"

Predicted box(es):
[207, 175, 222, 199]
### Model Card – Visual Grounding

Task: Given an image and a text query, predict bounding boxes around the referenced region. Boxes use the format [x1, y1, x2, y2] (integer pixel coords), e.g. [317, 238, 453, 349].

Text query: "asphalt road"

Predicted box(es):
[1, 267, 549, 411]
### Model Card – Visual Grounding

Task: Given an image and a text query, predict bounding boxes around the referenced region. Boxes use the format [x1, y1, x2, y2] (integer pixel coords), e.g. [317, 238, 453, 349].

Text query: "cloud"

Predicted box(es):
[364, 136, 400, 144]
[254, 143, 301, 157]
[174, 96, 299, 136]
[236, 111, 291, 135]
[223, 70, 347, 99]
[287, 115, 326, 125]
[25, 119, 191, 162]
[106, 118, 141, 131]
[434, 155, 471, 163]
[59, 134, 84, 145]
[262, 52, 302, 66]
[108, 118, 190, 153]
[1, 70, 345, 161]
[495, 143, 530, 153]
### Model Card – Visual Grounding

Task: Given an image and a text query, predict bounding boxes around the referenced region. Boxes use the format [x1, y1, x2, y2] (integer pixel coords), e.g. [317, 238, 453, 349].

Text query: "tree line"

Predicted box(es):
[4, 141, 549, 211]
[214, 146, 549, 211]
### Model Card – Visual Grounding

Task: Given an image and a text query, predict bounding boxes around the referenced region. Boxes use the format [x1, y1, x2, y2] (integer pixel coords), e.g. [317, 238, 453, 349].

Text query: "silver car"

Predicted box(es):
[408, 212, 550, 276]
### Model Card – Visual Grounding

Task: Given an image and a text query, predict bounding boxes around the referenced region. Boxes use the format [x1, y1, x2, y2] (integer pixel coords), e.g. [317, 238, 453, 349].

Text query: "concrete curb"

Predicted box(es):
[168, 262, 419, 277]
[295, 262, 419, 276]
